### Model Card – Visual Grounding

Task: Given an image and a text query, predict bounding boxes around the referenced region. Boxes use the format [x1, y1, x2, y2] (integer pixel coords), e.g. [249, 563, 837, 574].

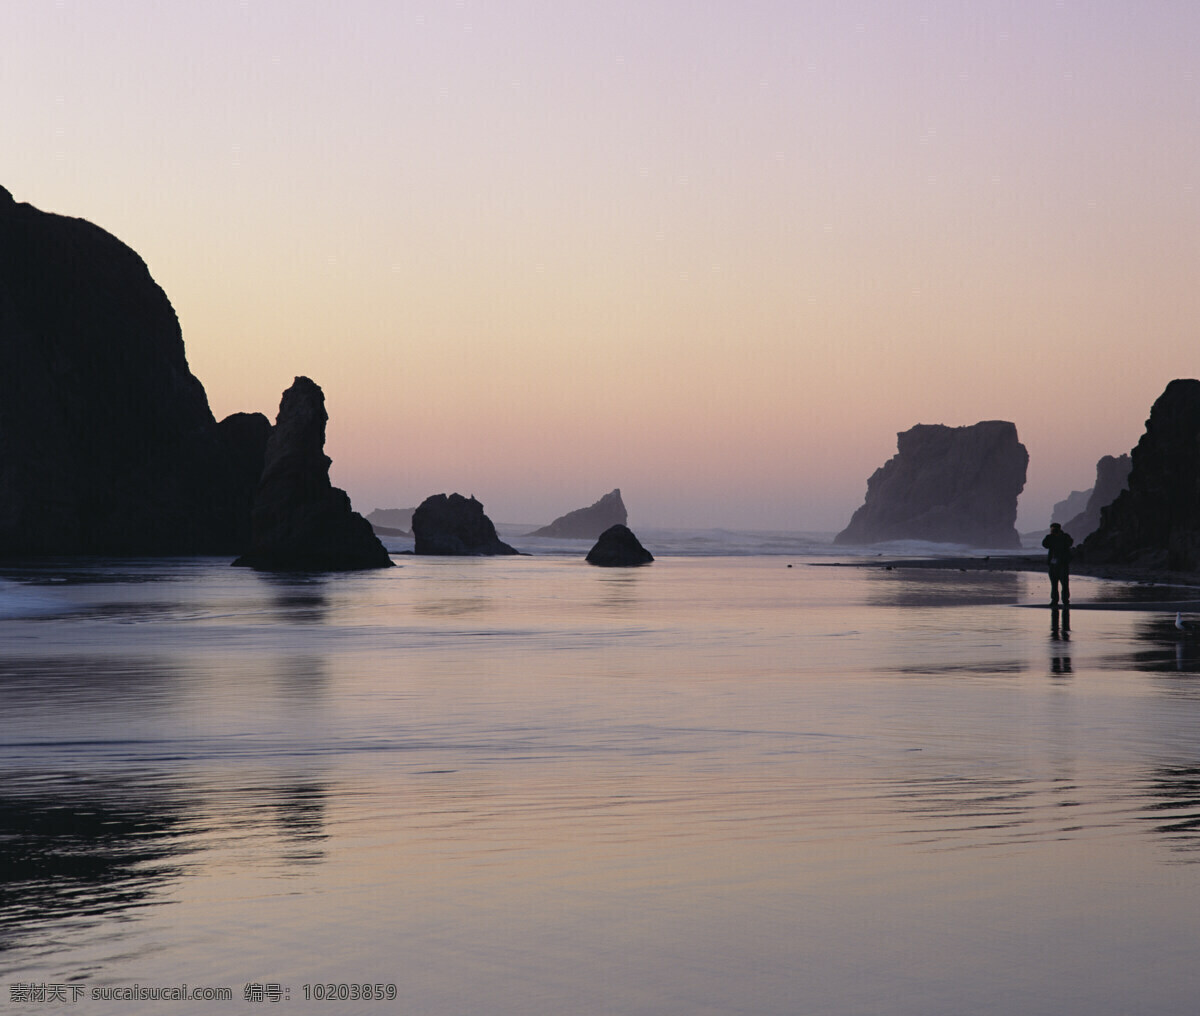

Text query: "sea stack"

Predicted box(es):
[233, 377, 393, 570]
[367, 507, 415, 535]
[835, 421, 1028, 548]
[1082, 380, 1200, 571]
[0, 185, 268, 555]
[411, 494, 519, 555]
[1060, 454, 1131, 542]
[585, 524, 653, 566]
[528, 489, 628, 539]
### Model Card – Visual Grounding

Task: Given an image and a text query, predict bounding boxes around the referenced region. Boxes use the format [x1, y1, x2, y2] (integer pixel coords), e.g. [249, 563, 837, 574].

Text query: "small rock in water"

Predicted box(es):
[586, 525, 653, 567]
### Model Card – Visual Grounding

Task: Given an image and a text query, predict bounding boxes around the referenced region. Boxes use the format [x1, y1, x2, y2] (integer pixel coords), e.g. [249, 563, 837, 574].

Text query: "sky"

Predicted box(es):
[5, 1, 1200, 532]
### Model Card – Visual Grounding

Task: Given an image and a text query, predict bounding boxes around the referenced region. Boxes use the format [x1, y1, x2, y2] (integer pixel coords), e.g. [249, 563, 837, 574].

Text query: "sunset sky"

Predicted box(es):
[7, 1, 1199, 532]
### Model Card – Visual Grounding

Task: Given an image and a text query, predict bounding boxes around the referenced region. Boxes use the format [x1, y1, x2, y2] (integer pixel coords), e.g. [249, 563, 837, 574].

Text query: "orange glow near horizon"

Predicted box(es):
[6, 2, 1198, 529]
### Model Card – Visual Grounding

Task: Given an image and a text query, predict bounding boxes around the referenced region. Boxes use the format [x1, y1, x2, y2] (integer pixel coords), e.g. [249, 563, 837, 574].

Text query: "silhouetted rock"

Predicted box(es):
[1051, 488, 1091, 526]
[1082, 381, 1200, 571]
[586, 524, 653, 566]
[233, 377, 392, 570]
[528, 489, 627, 538]
[835, 421, 1028, 548]
[411, 494, 519, 555]
[0, 186, 267, 554]
[367, 507, 415, 534]
[1062, 454, 1131, 541]
[215, 412, 273, 539]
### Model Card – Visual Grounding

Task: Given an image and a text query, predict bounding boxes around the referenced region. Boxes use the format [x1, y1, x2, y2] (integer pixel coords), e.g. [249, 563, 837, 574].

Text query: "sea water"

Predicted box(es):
[2, 535, 1200, 1015]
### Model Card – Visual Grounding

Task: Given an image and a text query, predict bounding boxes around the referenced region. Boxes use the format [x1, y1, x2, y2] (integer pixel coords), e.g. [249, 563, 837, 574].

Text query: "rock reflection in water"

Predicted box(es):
[0, 769, 332, 966]
[1124, 615, 1200, 674]
[254, 573, 332, 625]
[593, 570, 644, 609]
[0, 774, 188, 953]
[1142, 766, 1200, 860]
[268, 782, 329, 866]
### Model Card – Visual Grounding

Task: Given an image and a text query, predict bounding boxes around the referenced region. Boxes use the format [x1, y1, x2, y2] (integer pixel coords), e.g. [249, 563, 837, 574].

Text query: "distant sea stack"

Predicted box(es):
[411, 494, 519, 555]
[1051, 488, 1092, 526]
[835, 421, 1028, 548]
[1060, 454, 1131, 542]
[1082, 380, 1200, 571]
[528, 489, 627, 539]
[367, 507, 415, 535]
[586, 524, 653, 566]
[0, 186, 270, 555]
[233, 377, 393, 571]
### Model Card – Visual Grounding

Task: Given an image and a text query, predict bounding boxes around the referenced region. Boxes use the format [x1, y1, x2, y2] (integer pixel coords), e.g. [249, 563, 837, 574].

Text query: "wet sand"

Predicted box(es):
[815, 555, 1200, 610]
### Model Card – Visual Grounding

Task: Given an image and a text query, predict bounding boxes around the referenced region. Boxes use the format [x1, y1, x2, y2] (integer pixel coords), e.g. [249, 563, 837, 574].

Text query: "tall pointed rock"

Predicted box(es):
[234, 377, 392, 570]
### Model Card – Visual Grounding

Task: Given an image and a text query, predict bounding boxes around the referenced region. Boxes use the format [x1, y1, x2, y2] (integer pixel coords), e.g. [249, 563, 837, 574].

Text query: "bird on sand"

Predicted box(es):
[1176, 611, 1190, 632]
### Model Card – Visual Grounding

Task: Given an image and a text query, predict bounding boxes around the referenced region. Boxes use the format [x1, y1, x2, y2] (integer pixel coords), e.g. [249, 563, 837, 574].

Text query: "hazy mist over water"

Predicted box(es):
[4, 549, 1200, 1014]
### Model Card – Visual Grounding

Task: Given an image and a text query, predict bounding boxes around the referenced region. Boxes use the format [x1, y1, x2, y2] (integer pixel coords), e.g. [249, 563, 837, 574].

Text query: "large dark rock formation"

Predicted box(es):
[528, 489, 627, 539]
[1082, 380, 1200, 571]
[1051, 488, 1091, 526]
[835, 421, 1028, 548]
[585, 524, 653, 566]
[411, 493, 519, 555]
[0, 186, 268, 555]
[1061, 454, 1131, 542]
[233, 377, 392, 570]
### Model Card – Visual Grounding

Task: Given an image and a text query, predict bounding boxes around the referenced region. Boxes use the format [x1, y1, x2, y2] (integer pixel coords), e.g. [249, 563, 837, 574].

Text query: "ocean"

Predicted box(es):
[2, 530, 1200, 1015]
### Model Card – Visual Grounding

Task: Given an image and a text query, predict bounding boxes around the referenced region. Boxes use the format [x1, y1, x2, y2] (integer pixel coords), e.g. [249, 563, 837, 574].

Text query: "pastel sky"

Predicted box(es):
[6, 1, 1199, 532]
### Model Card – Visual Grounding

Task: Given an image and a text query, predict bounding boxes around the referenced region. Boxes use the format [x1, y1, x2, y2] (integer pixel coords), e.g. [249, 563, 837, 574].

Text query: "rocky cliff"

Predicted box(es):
[1061, 454, 1131, 542]
[835, 421, 1028, 548]
[411, 494, 519, 555]
[1081, 380, 1200, 570]
[1051, 488, 1092, 525]
[528, 489, 627, 539]
[233, 377, 392, 570]
[0, 186, 267, 555]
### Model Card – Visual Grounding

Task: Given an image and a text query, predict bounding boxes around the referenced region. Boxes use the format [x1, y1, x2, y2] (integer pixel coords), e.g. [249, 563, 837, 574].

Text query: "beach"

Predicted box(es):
[3, 543, 1200, 1015]
[823, 552, 1200, 608]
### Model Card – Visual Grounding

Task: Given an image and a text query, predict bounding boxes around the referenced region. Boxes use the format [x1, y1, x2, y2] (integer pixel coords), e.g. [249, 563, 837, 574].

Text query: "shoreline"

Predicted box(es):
[812, 554, 1200, 609]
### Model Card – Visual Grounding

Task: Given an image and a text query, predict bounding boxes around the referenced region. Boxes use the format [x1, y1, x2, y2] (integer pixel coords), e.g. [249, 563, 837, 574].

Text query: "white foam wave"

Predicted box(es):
[0, 579, 73, 618]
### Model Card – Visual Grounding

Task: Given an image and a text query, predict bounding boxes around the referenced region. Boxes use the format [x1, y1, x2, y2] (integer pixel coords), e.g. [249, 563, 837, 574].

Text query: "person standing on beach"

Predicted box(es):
[1042, 522, 1073, 606]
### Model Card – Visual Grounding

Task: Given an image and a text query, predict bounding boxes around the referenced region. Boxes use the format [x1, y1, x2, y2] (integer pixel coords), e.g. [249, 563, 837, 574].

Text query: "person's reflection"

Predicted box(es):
[1050, 606, 1072, 676]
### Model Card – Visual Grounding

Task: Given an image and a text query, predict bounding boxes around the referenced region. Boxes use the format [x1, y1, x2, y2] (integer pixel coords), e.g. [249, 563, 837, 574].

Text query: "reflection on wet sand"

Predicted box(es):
[254, 573, 333, 624]
[1121, 615, 1200, 674]
[1050, 606, 1072, 676]
[882, 773, 1081, 850]
[0, 644, 336, 970]
[0, 770, 331, 971]
[0, 773, 188, 966]
[269, 782, 329, 865]
[413, 596, 491, 617]
[862, 569, 1023, 608]
[1142, 766, 1200, 860]
[593, 570, 644, 609]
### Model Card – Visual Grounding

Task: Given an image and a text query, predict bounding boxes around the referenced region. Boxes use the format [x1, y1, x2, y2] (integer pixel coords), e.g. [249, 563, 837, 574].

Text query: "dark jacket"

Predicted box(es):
[1042, 529, 1073, 566]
